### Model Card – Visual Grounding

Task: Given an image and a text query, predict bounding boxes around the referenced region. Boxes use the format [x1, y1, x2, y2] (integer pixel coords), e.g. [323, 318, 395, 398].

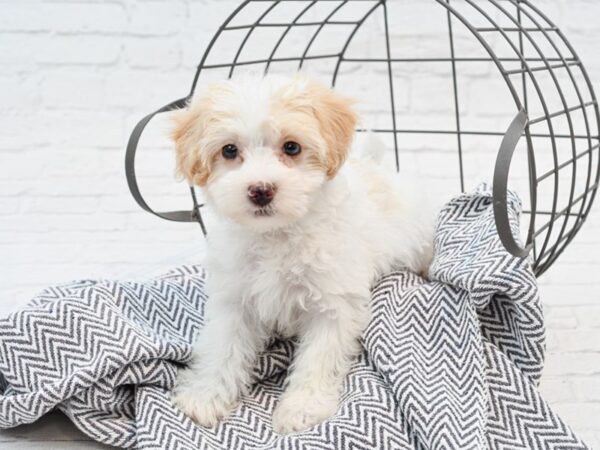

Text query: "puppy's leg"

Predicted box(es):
[172, 296, 264, 427]
[272, 299, 367, 434]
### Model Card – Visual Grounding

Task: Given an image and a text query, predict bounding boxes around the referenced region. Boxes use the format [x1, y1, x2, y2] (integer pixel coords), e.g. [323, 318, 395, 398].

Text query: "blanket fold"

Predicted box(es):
[0, 188, 590, 449]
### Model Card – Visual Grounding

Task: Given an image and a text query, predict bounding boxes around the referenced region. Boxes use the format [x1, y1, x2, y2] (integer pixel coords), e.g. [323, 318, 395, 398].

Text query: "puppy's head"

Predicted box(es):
[171, 74, 357, 232]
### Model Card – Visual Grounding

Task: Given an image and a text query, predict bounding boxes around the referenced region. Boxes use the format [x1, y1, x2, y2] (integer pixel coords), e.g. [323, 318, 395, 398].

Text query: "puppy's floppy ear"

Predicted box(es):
[170, 104, 211, 187]
[305, 79, 358, 177]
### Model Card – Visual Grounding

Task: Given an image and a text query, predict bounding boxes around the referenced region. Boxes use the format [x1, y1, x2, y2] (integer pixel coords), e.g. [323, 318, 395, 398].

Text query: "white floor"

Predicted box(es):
[0, 412, 114, 449]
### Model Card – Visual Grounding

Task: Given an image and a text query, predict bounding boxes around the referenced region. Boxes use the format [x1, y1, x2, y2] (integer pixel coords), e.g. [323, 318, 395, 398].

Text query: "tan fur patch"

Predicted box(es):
[170, 85, 230, 187]
[271, 76, 358, 178]
[303, 79, 358, 177]
[170, 107, 211, 186]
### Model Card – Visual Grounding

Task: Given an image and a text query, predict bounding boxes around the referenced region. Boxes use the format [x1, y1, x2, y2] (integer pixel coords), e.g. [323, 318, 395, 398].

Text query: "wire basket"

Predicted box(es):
[126, 0, 600, 277]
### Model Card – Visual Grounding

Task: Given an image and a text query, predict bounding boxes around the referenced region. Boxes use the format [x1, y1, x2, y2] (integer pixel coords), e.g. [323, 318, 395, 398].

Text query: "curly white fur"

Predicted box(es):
[170, 74, 434, 434]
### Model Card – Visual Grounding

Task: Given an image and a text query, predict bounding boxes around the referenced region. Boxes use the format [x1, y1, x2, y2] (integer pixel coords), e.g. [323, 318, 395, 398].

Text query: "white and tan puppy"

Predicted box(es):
[170, 74, 433, 434]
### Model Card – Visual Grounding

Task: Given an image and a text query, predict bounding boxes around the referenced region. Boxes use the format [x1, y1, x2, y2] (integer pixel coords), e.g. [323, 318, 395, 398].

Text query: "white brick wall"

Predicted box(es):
[0, 0, 599, 445]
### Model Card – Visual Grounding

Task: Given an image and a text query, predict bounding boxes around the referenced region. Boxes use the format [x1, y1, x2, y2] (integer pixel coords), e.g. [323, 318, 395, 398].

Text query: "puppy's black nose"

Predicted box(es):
[248, 183, 275, 207]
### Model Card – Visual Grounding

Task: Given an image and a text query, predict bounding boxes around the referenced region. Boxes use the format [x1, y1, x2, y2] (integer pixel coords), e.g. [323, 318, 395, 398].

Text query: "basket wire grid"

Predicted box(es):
[126, 0, 600, 277]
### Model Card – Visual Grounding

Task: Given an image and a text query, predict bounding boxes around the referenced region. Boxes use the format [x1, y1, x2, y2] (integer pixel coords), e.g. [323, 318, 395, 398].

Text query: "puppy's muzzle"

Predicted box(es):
[248, 183, 275, 207]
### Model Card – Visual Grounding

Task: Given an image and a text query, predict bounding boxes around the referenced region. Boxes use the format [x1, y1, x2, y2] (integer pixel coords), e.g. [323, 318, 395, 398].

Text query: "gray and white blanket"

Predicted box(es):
[0, 188, 590, 449]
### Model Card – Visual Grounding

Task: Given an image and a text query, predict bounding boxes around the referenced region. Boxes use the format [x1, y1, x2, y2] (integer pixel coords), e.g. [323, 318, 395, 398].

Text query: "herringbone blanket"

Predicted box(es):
[0, 188, 590, 449]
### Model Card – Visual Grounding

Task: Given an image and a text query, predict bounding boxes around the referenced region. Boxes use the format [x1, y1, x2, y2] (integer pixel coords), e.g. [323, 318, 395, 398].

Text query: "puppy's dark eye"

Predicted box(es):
[283, 141, 302, 156]
[222, 144, 238, 160]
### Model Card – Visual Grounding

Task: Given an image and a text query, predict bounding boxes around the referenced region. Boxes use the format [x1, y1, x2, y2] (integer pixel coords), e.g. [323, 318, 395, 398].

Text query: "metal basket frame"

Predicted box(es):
[125, 0, 600, 276]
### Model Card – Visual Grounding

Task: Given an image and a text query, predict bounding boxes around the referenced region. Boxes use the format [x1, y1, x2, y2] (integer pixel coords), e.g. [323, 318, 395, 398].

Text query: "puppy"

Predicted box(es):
[170, 74, 433, 434]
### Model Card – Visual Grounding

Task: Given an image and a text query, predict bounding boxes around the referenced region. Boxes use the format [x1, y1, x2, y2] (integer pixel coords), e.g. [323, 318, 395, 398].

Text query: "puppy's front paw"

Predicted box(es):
[272, 389, 339, 434]
[171, 368, 237, 427]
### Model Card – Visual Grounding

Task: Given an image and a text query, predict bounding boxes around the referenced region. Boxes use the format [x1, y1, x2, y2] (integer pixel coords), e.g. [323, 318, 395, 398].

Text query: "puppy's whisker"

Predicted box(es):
[254, 207, 275, 217]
